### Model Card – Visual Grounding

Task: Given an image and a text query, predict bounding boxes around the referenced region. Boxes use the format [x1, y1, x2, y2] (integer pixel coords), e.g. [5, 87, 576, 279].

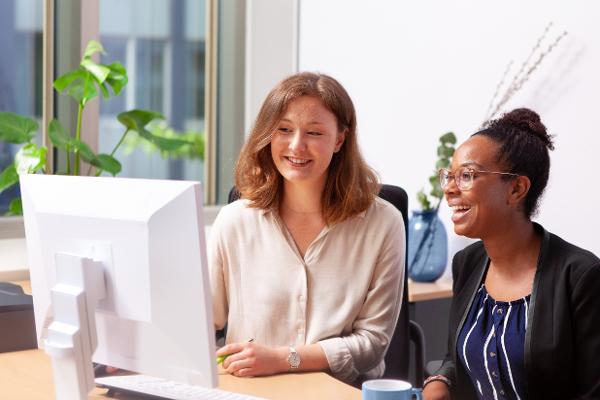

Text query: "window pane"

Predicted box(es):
[98, 0, 206, 182]
[0, 0, 43, 215]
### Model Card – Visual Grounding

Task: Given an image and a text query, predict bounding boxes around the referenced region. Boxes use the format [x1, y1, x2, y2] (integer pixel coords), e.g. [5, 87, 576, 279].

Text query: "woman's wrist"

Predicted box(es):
[423, 374, 452, 389]
[276, 346, 290, 373]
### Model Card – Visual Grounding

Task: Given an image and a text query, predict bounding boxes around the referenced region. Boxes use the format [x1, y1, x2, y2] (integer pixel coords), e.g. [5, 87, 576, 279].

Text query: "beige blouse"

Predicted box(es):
[208, 197, 405, 382]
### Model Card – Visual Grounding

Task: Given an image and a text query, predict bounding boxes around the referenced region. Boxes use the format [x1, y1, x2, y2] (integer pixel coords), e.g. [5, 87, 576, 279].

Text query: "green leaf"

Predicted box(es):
[440, 131, 457, 144]
[117, 109, 165, 130]
[73, 73, 98, 106]
[150, 134, 192, 151]
[0, 112, 38, 144]
[53, 68, 87, 92]
[70, 139, 96, 163]
[0, 164, 19, 193]
[105, 62, 128, 96]
[437, 145, 454, 158]
[430, 185, 443, 200]
[435, 158, 450, 169]
[69, 140, 121, 175]
[48, 119, 72, 151]
[98, 82, 110, 99]
[91, 154, 121, 176]
[429, 175, 439, 187]
[417, 189, 431, 211]
[82, 40, 106, 59]
[117, 110, 189, 151]
[55, 69, 98, 106]
[6, 197, 23, 216]
[124, 125, 205, 161]
[81, 58, 110, 85]
[15, 143, 47, 174]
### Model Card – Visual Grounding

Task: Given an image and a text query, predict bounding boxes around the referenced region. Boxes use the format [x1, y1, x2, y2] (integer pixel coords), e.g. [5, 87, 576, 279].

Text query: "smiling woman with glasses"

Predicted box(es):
[422, 108, 600, 400]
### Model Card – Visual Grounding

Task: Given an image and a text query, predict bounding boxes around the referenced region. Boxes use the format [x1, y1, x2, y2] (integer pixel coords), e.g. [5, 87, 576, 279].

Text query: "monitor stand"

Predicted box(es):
[43, 252, 105, 400]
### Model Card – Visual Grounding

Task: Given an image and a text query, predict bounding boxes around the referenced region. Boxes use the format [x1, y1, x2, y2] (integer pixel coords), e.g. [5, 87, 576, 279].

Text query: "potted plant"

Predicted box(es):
[408, 131, 456, 282]
[0, 40, 195, 215]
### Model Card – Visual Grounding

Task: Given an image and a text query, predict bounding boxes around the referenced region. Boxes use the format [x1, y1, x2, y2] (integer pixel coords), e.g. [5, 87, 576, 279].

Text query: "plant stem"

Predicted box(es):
[74, 104, 84, 175]
[110, 128, 130, 156]
[66, 150, 71, 175]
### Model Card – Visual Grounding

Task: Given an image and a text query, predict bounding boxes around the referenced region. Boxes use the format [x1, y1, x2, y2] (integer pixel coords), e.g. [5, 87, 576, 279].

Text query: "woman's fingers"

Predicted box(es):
[233, 368, 254, 377]
[226, 358, 254, 375]
[216, 342, 245, 357]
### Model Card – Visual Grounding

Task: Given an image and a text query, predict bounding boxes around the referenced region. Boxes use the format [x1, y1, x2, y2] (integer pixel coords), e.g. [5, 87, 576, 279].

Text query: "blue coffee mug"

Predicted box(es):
[362, 379, 422, 400]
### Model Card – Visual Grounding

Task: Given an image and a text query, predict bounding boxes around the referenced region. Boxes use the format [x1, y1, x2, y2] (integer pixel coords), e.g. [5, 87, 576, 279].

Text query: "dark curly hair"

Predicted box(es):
[474, 108, 554, 218]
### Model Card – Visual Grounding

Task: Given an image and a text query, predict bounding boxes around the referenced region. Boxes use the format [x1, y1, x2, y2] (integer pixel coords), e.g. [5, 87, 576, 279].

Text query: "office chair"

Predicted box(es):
[225, 185, 425, 387]
[377, 185, 426, 388]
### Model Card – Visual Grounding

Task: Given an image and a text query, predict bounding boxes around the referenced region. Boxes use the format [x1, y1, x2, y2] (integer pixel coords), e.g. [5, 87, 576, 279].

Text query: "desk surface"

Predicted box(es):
[0, 349, 360, 400]
[407, 279, 453, 302]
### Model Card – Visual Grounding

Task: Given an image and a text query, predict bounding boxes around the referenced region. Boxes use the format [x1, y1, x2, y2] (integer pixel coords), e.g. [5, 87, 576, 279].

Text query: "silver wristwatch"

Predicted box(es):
[287, 346, 301, 370]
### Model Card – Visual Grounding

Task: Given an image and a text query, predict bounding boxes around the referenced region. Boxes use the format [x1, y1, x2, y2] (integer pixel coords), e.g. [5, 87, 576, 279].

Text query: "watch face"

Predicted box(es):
[288, 349, 301, 369]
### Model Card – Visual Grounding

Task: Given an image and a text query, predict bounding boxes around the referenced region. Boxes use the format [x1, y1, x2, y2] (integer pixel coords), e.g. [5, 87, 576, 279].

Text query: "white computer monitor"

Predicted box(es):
[20, 174, 217, 399]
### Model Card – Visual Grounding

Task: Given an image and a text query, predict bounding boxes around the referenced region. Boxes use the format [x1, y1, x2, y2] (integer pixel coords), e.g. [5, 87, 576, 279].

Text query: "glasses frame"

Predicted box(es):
[439, 167, 520, 191]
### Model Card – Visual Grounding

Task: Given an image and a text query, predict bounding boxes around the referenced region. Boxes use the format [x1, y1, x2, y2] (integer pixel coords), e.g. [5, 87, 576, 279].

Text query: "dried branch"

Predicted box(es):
[484, 22, 567, 124]
[483, 60, 513, 123]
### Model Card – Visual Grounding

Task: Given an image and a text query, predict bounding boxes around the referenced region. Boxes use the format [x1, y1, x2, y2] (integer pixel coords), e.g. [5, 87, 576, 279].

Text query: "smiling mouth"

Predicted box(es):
[451, 205, 472, 222]
[285, 156, 311, 166]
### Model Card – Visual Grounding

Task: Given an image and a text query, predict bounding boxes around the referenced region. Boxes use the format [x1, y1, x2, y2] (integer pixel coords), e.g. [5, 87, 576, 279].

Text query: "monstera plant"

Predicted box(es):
[0, 40, 192, 215]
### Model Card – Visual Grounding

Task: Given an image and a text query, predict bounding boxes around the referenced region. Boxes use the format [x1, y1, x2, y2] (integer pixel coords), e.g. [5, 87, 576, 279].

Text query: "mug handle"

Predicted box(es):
[412, 388, 423, 400]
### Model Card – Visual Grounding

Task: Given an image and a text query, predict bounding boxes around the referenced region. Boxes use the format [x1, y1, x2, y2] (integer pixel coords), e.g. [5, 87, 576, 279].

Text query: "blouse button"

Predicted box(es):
[489, 351, 496, 358]
[497, 308, 503, 315]
[491, 371, 498, 378]
[499, 390, 505, 396]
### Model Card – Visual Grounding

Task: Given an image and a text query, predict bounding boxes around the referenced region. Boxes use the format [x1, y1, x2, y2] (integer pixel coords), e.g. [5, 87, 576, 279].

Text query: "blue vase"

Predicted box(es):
[408, 210, 448, 282]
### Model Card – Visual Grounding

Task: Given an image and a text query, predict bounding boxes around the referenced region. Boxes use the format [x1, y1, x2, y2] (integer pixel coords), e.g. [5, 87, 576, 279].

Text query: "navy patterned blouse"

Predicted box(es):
[457, 284, 530, 400]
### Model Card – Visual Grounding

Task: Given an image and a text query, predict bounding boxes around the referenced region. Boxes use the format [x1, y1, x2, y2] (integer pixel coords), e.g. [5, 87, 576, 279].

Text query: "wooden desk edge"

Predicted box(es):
[408, 279, 453, 303]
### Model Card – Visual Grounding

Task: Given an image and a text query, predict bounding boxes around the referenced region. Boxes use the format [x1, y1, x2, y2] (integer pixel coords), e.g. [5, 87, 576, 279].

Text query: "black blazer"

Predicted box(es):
[436, 223, 600, 400]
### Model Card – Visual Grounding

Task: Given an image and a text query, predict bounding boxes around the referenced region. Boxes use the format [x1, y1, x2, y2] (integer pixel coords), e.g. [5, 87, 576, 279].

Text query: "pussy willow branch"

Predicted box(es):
[484, 23, 553, 123]
[484, 23, 568, 124]
[484, 60, 513, 121]
[511, 22, 553, 89]
[513, 30, 568, 93]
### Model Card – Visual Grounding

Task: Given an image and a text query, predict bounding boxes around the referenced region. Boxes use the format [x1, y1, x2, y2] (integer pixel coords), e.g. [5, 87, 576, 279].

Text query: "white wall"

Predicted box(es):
[298, 0, 600, 268]
[0, 238, 29, 281]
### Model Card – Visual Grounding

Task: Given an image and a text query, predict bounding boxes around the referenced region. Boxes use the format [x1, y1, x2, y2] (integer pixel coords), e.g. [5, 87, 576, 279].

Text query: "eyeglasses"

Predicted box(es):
[438, 167, 519, 191]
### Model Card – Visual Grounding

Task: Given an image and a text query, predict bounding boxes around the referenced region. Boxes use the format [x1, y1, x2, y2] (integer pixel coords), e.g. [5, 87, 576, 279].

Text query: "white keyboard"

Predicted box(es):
[95, 374, 268, 400]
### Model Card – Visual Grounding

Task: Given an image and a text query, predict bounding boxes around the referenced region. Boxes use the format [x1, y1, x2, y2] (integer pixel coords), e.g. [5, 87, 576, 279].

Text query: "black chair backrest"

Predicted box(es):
[377, 184, 410, 380]
[227, 184, 410, 379]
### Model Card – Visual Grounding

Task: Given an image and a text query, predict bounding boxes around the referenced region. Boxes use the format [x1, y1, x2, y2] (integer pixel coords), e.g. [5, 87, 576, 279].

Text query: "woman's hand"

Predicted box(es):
[217, 341, 287, 377]
[422, 380, 451, 400]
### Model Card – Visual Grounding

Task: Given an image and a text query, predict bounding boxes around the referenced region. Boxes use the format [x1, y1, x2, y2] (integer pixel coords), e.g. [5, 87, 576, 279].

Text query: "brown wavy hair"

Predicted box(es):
[234, 72, 379, 225]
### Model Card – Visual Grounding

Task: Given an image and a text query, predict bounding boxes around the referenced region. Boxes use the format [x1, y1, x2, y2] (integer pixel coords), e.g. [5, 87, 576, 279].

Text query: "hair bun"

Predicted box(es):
[499, 108, 554, 150]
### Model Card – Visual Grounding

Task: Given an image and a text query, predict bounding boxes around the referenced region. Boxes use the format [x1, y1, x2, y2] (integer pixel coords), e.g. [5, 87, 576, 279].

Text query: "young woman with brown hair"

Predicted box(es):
[209, 72, 405, 383]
